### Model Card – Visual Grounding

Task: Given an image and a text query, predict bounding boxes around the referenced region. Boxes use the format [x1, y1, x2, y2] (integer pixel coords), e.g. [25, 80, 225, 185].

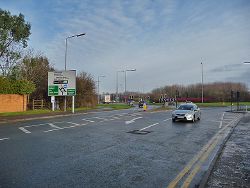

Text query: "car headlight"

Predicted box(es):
[185, 113, 193, 118]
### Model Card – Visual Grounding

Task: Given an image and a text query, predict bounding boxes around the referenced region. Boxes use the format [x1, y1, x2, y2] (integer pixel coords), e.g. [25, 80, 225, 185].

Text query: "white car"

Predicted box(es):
[172, 103, 201, 122]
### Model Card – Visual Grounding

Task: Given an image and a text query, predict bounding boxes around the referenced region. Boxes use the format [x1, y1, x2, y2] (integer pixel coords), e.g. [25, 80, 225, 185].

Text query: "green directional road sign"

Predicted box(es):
[67, 89, 76, 96]
[48, 85, 59, 96]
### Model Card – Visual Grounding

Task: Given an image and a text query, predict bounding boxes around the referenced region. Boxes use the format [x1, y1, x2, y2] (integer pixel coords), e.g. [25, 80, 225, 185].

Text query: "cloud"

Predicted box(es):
[1, 0, 250, 92]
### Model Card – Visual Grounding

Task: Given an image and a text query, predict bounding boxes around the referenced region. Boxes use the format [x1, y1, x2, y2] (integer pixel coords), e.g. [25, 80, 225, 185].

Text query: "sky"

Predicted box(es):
[1, 0, 250, 93]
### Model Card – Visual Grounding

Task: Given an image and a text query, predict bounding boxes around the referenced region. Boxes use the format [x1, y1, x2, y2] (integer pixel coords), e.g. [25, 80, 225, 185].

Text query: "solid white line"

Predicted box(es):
[48, 123, 61, 129]
[82, 119, 95, 123]
[19, 127, 31, 134]
[0, 137, 9, 141]
[139, 123, 159, 131]
[163, 118, 172, 121]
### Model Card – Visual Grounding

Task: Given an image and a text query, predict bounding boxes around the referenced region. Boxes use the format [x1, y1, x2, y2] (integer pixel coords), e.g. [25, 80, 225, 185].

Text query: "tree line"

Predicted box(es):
[150, 82, 250, 102]
[0, 9, 97, 109]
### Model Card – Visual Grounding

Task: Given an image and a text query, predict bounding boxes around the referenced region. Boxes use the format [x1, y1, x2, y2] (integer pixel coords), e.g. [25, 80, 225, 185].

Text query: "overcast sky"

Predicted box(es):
[1, 0, 250, 93]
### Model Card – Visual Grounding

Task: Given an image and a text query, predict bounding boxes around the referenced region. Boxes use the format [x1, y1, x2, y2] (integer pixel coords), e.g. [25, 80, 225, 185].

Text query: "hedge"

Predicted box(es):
[0, 76, 35, 94]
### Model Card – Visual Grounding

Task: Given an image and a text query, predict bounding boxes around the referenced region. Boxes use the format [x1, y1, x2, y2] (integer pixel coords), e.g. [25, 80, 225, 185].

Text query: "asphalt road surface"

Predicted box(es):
[0, 106, 242, 188]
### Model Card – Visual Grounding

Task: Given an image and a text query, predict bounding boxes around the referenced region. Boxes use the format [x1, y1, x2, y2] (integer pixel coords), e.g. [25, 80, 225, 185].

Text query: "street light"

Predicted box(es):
[65, 33, 86, 71]
[243, 62, 250, 64]
[124, 69, 136, 93]
[97, 75, 105, 104]
[201, 62, 204, 103]
[64, 33, 86, 112]
[116, 70, 125, 102]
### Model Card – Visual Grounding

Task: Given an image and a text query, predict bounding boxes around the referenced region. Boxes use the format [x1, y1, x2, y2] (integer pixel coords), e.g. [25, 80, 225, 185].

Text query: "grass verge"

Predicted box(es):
[0, 103, 132, 117]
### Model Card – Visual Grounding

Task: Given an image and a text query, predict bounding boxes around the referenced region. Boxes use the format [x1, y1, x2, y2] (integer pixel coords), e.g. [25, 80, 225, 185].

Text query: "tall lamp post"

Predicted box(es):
[124, 69, 136, 103]
[64, 33, 85, 112]
[116, 70, 124, 102]
[124, 69, 136, 93]
[97, 75, 105, 104]
[201, 62, 204, 103]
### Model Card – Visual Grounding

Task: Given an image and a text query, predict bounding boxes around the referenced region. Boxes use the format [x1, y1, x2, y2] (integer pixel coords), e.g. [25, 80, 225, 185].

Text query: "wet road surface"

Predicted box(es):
[0, 107, 242, 187]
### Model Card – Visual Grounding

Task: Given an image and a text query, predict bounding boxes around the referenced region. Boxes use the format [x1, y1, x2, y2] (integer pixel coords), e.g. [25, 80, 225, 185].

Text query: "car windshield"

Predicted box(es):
[178, 105, 194, 110]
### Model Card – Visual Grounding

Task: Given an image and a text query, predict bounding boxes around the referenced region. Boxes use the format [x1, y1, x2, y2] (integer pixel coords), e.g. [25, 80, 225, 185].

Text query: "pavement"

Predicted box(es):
[205, 113, 250, 188]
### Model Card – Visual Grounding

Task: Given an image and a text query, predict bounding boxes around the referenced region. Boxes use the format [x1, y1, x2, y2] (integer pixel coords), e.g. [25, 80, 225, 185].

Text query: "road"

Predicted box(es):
[0, 107, 243, 188]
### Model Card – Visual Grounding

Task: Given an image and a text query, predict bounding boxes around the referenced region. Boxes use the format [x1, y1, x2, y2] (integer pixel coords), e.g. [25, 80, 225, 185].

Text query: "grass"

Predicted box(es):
[97, 103, 132, 110]
[0, 103, 132, 117]
[196, 102, 250, 107]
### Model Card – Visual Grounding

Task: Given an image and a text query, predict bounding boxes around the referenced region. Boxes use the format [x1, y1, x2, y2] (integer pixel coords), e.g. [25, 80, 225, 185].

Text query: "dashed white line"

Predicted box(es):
[92, 117, 109, 121]
[219, 112, 225, 128]
[139, 123, 159, 131]
[23, 122, 64, 128]
[67, 122, 80, 126]
[44, 124, 86, 133]
[0, 137, 9, 141]
[163, 118, 172, 121]
[19, 127, 31, 134]
[111, 116, 120, 119]
[125, 117, 143, 124]
[82, 119, 95, 123]
[48, 123, 61, 129]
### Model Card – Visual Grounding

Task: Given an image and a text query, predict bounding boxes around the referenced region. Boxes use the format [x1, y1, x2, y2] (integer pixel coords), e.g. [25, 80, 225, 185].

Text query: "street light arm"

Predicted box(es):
[77, 33, 86, 37]
[126, 69, 136, 72]
[67, 33, 86, 39]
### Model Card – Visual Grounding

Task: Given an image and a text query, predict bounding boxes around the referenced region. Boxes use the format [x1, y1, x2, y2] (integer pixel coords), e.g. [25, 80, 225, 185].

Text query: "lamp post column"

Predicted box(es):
[201, 62, 204, 103]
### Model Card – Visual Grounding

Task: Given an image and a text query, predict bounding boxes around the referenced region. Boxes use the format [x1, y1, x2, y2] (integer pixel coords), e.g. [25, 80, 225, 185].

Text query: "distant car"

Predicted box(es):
[138, 101, 144, 108]
[172, 103, 201, 122]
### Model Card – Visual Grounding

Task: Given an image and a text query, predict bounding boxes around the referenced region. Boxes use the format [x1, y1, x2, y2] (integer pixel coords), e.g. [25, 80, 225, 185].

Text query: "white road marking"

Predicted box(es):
[44, 124, 85, 133]
[0, 137, 9, 141]
[23, 121, 64, 128]
[67, 122, 80, 126]
[93, 117, 109, 121]
[111, 116, 120, 119]
[139, 123, 159, 131]
[82, 119, 95, 123]
[19, 127, 31, 134]
[48, 123, 61, 129]
[219, 112, 225, 128]
[125, 117, 143, 124]
[163, 118, 172, 121]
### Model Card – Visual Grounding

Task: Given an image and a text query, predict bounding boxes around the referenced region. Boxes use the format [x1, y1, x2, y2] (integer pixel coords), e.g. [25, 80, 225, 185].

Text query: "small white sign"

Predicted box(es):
[51, 96, 55, 103]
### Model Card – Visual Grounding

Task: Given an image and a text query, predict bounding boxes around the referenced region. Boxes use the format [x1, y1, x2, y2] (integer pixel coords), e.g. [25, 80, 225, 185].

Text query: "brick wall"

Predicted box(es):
[0, 94, 27, 113]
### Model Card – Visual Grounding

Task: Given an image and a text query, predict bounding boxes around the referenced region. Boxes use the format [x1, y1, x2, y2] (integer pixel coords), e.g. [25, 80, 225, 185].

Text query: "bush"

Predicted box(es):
[0, 76, 35, 94]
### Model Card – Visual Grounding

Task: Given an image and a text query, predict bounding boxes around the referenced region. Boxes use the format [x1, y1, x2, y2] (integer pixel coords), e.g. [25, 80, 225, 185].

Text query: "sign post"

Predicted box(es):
[48, 70, 76, 113]
[51, 96, 55, 111]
